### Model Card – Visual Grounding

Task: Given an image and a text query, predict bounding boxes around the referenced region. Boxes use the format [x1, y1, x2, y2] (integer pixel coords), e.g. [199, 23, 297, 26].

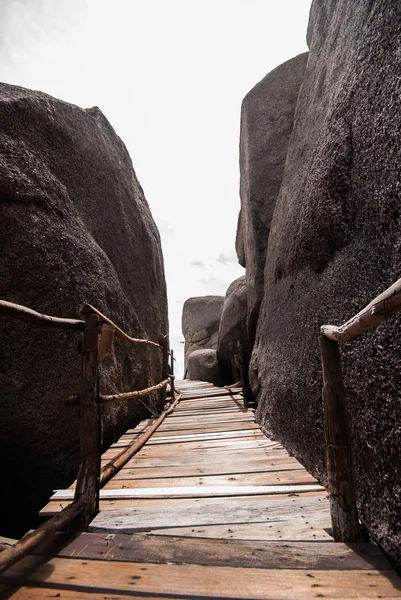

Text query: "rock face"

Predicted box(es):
[187, 349, 224, 387]
[217, 277, 252, 400]
[251, 1, 401, 565]
[182, 296, 224, 375]
[0, 83, 168, 536]
[237, 52, 308, 346]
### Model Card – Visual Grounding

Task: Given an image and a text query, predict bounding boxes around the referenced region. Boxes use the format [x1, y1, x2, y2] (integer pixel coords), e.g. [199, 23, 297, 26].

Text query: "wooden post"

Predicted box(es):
[236, 340, 251, 408]
[170, 349, 175, 401]
[319, 334, 361, 542]
[229, 341, 239, 383]
[73, 312, 100, 530]
[159, 334, 169, 406]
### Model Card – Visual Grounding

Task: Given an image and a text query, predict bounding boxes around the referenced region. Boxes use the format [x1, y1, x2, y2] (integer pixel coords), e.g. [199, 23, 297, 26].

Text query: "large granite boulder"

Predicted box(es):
[251, 1, 400, 566]
[0, 83, 168, 536]
[182, 295, 224, 374]
[187, 349, 224, 387]
[217, 277, 252, 401]
[237, 52, 308, 346]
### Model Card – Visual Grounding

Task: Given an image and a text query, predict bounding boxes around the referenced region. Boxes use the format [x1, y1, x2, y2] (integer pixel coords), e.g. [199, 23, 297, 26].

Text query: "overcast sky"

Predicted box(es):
[0, 0, 311, 377]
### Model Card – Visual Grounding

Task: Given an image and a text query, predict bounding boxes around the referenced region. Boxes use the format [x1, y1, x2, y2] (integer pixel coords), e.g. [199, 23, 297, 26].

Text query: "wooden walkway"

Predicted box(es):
[1, 380, 400, 599]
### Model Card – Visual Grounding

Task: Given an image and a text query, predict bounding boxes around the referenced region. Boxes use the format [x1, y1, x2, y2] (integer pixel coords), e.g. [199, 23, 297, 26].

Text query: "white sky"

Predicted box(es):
[0, 0, 311, 377]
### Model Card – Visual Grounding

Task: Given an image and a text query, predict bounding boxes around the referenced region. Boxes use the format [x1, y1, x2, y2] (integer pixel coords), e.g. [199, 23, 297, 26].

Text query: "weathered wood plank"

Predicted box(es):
[52, 484, 324, 501]
[89, 496, 329, 532]
[35, 532, 391, 570]
[148, 519, 333, 542]
[3, 557, 401, 599]
[110, 455, 300, 470]
[40, 491, 325, 516]
[104, 470, 318, 488]
[154, 420, 259, 434]
[99, 461, 304, 478]
[145, 430, 266, 443]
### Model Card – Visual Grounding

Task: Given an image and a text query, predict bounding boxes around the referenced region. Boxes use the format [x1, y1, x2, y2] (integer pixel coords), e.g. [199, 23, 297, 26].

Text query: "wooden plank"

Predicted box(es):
[155, 418, 258, 431]
[145, 430, 265, 443]
[149, 423, 261, 437]
[168, 407, 250, 417]
[100, 461, 304, 478]
[101, 448, 289, 464]
[101, 444, 281, 462]
[148, 519, 333, 542]
[40, 491, 326, 516]
[104, 471, 318, 488]
[3, 557, 401, 599]
[89, 496, 329, 532]
[40, 532, 392, 570]
[153, 415, 256, 427]
[110, 456, 301, 470]
[102, 439, 277, 457]
[0, 586, 174, 599]
[52, 484, 324, 500]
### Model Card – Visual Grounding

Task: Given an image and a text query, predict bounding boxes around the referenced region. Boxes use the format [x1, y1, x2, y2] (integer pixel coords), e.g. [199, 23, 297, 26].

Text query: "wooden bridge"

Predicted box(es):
[1, 379, 400, 599]
[1, 278, 401, 598]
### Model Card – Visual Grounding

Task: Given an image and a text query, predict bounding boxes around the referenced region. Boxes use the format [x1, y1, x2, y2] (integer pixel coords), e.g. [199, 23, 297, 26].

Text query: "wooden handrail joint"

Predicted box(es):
[321, 277, 401, 343]
[81, 304, 162, 349]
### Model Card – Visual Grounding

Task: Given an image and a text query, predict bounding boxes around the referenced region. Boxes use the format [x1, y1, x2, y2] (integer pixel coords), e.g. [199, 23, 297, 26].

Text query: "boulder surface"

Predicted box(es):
[237, 52, 308, 345]
[217, 277, 252, 400]
[182, 295, 224, 374]
[251, 0, 401, 565]
[187, 349, 224, 387]
[0, 83, 168, 536]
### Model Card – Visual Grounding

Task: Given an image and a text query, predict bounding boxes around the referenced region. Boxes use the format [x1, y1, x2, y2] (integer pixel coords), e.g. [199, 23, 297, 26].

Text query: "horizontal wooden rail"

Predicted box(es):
[0, 300, 84, 331]
[66, 378, 170, 406]
[0, 499, 83, 575]
[321, 277, 401, 342]
[100, 395, 181, 486]
[82, 304, 161, 349]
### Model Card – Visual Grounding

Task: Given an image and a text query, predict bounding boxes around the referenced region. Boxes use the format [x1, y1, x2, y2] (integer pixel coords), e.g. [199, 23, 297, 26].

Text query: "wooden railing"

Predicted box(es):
[0, 299, 176, 574]
[319, 278, 401, 542]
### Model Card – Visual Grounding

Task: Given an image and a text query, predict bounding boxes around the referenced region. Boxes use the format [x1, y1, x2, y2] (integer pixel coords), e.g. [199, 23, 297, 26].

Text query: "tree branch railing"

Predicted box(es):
[0, 299, 176, 575]
[319, 277, 401, 542]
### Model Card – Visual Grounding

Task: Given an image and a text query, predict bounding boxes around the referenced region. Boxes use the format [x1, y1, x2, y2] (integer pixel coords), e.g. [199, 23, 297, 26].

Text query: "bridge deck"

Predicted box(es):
[1, 380, 400, 599]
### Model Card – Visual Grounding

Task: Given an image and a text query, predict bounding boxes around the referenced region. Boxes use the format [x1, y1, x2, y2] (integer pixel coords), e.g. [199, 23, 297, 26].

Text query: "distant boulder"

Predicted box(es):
[182, 295, 224, 374]
[187, 349, 224, 387]
[0, 83, 168, 536]
[237, 52, 308, 345]
[251, 0, 401, 567]
[217, 277, 252, 401]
